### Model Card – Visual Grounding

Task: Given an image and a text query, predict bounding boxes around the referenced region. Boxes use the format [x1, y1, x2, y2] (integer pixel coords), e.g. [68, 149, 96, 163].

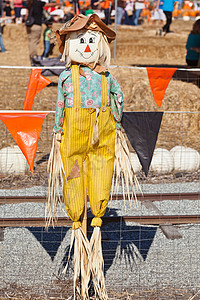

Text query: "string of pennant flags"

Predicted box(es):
[21, 67, 178, 108]
[0, 67, 195, 175]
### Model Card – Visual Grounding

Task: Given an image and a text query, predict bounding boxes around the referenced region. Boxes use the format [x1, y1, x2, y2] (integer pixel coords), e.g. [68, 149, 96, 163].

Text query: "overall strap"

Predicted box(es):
[101, 73, 107, 107]
[92, 73, 107, 145]
[71, 65, 81, 109]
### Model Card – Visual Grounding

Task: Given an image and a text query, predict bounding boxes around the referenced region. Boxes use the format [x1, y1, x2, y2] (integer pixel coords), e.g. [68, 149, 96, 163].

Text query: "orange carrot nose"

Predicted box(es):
[84, 44, 91, 52]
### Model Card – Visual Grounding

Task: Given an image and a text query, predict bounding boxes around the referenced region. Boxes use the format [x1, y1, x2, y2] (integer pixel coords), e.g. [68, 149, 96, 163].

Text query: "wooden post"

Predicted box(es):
[114, 0, 117, 61]
[81, 181, 88, 297]
[81, 182, 87, 235]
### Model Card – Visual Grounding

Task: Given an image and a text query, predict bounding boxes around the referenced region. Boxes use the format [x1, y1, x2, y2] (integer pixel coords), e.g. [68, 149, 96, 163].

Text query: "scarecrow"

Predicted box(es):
[46, 14, 139, 300]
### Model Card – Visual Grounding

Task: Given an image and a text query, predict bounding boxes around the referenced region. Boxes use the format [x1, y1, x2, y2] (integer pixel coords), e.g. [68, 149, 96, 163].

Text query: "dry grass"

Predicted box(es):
[0, 281, 196, 299]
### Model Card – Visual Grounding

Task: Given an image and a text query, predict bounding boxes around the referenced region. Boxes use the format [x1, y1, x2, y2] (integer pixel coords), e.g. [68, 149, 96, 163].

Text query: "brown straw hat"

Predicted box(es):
[56, 14, 116, 54]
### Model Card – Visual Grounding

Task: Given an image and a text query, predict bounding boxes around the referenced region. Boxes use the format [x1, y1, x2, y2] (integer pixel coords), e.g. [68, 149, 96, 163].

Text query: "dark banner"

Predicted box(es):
[122, 112, 163, 176]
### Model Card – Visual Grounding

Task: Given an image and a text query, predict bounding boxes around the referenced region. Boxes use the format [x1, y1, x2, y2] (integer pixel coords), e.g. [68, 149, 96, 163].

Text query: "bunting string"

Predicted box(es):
[0, 65, 200, 71]
[2, 110, 200, 114]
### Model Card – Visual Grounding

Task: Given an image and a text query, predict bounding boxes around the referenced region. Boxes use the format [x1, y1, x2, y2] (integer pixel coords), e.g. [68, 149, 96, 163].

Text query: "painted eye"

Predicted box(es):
[80, 37, 86, 44]
[89, 37, 95, 43]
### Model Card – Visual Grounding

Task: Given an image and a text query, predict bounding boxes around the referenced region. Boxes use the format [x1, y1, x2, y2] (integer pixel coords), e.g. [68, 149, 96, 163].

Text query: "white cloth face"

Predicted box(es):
[69, 30, 101, 64]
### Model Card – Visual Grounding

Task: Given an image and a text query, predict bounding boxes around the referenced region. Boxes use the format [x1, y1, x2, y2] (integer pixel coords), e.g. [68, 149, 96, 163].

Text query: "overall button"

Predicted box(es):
[102, 106, 106, 112]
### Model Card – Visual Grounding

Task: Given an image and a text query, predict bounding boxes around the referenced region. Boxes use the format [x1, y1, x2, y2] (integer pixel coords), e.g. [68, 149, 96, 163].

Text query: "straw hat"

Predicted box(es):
[56, 14, 116, 54]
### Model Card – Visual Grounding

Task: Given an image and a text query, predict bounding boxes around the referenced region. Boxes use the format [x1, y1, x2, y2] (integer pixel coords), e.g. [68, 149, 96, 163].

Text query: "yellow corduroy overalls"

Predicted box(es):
[60, 65, 116, 230]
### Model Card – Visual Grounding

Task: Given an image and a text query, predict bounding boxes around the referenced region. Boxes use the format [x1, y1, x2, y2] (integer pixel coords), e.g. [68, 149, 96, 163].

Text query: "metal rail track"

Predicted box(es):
[0, 192, 199, 204]
[0, 193, 199, 228]
[0, 215, 200, 227]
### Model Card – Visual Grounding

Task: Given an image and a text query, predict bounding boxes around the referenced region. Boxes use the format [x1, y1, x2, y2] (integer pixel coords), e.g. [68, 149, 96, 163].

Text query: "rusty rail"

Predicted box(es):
[0, 193, 199, 229]
[0, 192, 199, 204]
[0, 215, 200, 227]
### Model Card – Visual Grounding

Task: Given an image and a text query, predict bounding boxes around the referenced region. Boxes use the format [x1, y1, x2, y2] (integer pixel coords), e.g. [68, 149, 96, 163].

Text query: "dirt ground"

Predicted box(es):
[0, 20, 200, 299]
[0, 19, 200, 188]
[0, 280, 196, 300]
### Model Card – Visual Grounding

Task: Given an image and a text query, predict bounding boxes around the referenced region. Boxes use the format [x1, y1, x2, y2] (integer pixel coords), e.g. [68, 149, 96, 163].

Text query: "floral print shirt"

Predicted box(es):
[54, 66, 124, 133]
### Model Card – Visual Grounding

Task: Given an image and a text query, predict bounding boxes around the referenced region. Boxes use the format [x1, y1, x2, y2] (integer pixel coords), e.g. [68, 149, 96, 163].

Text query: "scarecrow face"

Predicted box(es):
[69, 29, 100, 64]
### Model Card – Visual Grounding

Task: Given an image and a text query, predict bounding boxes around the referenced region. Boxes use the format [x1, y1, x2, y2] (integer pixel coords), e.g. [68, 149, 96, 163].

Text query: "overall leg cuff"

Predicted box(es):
[72, 221, 82, 230]
[91, 217, 102, 227]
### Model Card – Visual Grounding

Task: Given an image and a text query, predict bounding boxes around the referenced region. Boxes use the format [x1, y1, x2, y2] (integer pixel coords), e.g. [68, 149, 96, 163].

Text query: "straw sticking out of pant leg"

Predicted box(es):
[46, 133, 68, 229]
[74, 227, 91, 300]
[90, 226, 108, 300]
[111, 129, 142, 208]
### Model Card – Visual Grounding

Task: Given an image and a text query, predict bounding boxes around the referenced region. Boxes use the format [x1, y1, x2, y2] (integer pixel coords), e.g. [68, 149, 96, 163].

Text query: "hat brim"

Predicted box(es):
[56, 14, 116, 55]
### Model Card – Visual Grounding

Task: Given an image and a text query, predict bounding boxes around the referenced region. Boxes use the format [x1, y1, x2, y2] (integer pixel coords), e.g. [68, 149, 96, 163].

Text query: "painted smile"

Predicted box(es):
[75, 49, 98, 59]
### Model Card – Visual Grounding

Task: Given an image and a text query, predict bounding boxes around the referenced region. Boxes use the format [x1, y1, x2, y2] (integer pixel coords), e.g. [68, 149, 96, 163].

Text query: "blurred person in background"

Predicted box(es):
[72, 0, 80, 14]
[13, 0, 23, 23]
[94, 0, 113, 25]
[84, 5, 95, 16]
[41, 19, 53, 58]
[134, 0, 144, 25]
[0, 16, 6, 52]
[0, 15, 12, 52]
[186, 19, 200, 67]
[151, 0, 166, 35]
[116, 0, 126, 25]
[157, 0, 177, 35]
[3, 1, 12, 23]
[124, 0, 134, 25]
[25, 0, 57, 65]
[63, 6, 74, 22]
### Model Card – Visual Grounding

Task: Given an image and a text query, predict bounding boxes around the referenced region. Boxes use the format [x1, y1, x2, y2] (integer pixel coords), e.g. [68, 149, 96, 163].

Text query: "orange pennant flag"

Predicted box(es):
[23, 69, 51, 110]
[146, 67, 177, 107]
[0, 112, 50, 172]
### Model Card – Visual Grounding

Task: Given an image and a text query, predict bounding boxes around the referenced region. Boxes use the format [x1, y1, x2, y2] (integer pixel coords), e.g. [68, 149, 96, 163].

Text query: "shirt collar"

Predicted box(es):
[71, 62, 107, 77]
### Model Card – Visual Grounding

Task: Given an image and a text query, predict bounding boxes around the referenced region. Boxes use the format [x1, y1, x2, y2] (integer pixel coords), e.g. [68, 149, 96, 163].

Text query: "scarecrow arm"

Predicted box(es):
[53, 79, 65, 134]
[109, 74, 124, 129]
[53, 70, 71, 134]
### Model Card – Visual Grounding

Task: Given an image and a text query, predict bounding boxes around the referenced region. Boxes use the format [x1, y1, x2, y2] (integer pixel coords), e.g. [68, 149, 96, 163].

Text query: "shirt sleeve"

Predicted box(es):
[109, 73, 124, 129]
[53, 72, 66, 134]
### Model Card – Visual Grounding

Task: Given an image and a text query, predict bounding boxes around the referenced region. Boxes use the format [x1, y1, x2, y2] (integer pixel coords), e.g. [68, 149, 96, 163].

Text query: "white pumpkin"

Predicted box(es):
[0, 145, 29, 175]
[150, 148, 174, 174]
[170, 146, 185, 158]
[130, 152, 142, 173]
[170, 146, 200, 172]
[183, 16, 190, 21]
